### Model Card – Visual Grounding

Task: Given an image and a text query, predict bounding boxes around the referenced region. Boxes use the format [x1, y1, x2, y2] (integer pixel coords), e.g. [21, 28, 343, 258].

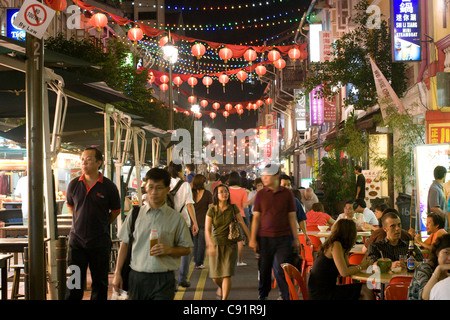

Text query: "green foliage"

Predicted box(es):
[301, 0, 407, 110]
[371, 104, 425, 192]
[319, 156, 356, 215]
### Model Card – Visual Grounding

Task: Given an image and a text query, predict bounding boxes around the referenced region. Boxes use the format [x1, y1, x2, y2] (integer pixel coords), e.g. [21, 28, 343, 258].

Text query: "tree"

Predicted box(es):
[45, 34, 192, 132]
[301, 0, 407, 110]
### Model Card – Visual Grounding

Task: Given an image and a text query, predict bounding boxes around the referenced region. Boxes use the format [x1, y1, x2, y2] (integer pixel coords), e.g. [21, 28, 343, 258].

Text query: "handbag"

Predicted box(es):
[228, 205, 243, 242]
[121, 206, 140, 292]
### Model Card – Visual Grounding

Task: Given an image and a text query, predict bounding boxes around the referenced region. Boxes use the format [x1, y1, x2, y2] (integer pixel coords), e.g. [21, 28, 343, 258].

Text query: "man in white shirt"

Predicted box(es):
[168, 162, 198, 288]
[14, 174, 28, 226]
[336, 200, 365, 230]
[299, 187, 319, 213]
[353, 198, 378, 227]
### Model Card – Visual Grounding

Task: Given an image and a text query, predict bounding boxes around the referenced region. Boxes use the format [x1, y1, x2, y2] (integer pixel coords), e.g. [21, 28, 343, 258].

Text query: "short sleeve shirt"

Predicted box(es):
[206, 204, 240, 246]
[170, 178, 195, 226]
[66, 173, 121, 248]
[356, 173, 366, 199]
[428, 181, 446, 213]
[229, 186, 248, 217]
[306, 210, 331, 226]
[253, 186, 296, 237]
[194, 190, 213, 227]
[118, 203, 193, 273]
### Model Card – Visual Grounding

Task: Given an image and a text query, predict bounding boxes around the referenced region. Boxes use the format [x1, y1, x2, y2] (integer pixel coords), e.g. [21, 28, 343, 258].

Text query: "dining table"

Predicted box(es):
[351, 265, 415, 299]
[0, 225, 71, 238]
[305, 230, 372, 240]
[0, 254, 12, 300]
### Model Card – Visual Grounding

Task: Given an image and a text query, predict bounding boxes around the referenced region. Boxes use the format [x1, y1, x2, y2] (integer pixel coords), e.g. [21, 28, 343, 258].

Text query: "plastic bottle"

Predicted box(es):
[150, 230, 158, 256]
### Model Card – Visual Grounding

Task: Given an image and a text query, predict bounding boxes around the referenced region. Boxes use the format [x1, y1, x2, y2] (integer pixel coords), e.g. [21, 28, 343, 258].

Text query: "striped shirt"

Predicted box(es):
[367, 238, 424, 262]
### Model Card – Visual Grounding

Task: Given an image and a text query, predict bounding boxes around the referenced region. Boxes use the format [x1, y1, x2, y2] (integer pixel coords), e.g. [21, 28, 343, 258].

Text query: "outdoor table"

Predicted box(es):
[0, 254, 12, 300]
[350, 244, 365, 254]
[351, 266, 414, 299]
[0, 238, 29, 264]
[0, 225, 71, 238]
[305, 230, 372, 239]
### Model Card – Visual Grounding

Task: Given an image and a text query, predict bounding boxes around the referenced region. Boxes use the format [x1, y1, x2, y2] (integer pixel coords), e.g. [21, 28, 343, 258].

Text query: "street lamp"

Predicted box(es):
[162, 38, 178, 162]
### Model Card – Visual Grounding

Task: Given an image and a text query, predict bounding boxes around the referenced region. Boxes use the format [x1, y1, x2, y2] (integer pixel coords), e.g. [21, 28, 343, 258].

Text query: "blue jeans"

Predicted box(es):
[193, 226, 206, 267]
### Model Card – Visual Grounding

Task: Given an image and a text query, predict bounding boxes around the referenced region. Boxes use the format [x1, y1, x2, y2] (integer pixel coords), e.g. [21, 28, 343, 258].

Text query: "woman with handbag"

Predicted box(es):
[205, 184, 250, 300]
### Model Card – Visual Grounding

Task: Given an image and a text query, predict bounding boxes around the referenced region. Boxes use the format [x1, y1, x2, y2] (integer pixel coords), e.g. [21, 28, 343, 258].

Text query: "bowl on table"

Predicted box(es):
[317, 225, 329, 233]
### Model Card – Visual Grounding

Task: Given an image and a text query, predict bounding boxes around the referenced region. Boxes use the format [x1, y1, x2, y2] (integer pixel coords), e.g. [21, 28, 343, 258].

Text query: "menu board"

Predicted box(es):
[414, 143, 450, 233]
[362, 170, 382, 208]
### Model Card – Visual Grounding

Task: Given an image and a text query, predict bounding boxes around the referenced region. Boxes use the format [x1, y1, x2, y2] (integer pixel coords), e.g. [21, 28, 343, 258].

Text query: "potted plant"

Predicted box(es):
[319, 156, 356, 217]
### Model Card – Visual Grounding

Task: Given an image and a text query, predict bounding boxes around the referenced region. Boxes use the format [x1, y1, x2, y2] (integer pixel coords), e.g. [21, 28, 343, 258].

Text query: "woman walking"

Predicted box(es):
[205, 184, 250, 300]
[192, 174, 213, 269]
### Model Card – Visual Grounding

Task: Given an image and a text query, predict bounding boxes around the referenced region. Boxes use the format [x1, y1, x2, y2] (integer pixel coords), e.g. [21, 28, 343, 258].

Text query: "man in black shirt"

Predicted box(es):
[355, 165, 366, 200]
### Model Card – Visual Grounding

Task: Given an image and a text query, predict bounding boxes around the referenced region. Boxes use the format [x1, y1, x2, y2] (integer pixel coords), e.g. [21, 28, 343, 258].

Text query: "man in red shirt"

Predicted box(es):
[249, 165, 300, 300]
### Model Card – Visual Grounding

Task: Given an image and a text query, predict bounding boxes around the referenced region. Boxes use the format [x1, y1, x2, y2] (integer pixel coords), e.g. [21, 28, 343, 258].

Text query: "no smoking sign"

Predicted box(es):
[13, 0, 55, 39]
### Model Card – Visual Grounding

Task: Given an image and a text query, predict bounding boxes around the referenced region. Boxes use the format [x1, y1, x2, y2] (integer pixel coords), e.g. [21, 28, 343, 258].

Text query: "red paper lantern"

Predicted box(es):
[160, 74, 169, 84]
[188, 96, 196, 104]
[218, 73, 229, 93]
[288, 47, 301, 61]
[300, 50, 308, 61]
[148, 73, 155, 84]
[223, 110, 229, 119]
[235, 103, 243, 110]
[200, 100, 208, 108]
[274, 58, 286, 70]
[225, 103, 233, 111]
[243, 48, 257, 63]
[237, 108, 244, 115]
[45, 0, 66, 14]
[256, 99, 263, 107]
[255, 65, 266, 77]
[196, 112, 202, 119]
[253, 103, 258, 110]
[128, 27, 143, 43]
[202, 76, 213, 94]
[173, 75, 183, 88]
[90, 13, 108, 31]
[184, 110, 190, 116]
[210, 112, 217, 120]
[268, 49, 281, 62]
[191, 43, 206, 59]
[188, 76, 198, 88]
[219, 47, 233, 63]
[212, 102, 220, 110]
[159, 83, 169, 91]
[265, 97, 272, 104]
[237, 70, 247, 82]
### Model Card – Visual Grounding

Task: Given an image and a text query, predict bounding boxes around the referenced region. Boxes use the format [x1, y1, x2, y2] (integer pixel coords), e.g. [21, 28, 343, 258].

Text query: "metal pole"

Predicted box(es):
[26, 34, 46, 300]
[55, 236, 67, 300]
[168, 63, 174, 163]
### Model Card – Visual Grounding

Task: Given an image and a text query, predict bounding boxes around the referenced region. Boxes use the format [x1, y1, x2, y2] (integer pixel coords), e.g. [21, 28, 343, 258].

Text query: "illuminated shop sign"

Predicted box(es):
[391, 0, 421, 62]
[6, 9, 26, 41]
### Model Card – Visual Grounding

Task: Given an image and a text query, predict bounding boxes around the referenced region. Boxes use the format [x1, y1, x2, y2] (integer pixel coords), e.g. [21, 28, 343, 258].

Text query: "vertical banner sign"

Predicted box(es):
[6, 9, 26, 41]
[310, 86, 324, 126]
[294, 89, 307, 131]
[319, 31, 333, 62]
[323, 96, 337, 122]
[370, 57, 406, 119]
[391, 0, 421, 62]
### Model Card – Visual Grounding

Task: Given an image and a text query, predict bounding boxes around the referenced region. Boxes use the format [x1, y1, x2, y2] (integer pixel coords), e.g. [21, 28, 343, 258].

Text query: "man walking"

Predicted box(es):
[66, 148, 121, 300]
[249, 165, 300, 300]
[355, 165, 366, 200]
[428, 165, 448, 231]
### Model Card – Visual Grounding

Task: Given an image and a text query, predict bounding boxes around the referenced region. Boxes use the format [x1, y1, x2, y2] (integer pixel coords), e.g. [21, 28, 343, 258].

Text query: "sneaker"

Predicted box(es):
[195, 265, 205, 269]
[237, 261, 247, 266]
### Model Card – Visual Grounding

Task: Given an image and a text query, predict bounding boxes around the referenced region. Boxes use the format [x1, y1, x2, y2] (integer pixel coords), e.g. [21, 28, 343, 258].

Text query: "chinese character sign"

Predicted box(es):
[428, 126, 450, 144]
[391, 0, 421, 62]
[319, 31, 333, 62]
[310, 86, 324, 126]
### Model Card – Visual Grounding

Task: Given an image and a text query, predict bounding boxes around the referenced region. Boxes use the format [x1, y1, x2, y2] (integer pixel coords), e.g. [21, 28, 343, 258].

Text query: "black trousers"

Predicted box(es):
[128, 270, 176, 300]
[258, 235, 294, 300]
[65, 245, 111, 300]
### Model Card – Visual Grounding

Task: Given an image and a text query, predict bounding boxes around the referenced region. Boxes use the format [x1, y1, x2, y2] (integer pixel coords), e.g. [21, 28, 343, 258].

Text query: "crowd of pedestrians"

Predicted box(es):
[65, 148, 450, 301]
